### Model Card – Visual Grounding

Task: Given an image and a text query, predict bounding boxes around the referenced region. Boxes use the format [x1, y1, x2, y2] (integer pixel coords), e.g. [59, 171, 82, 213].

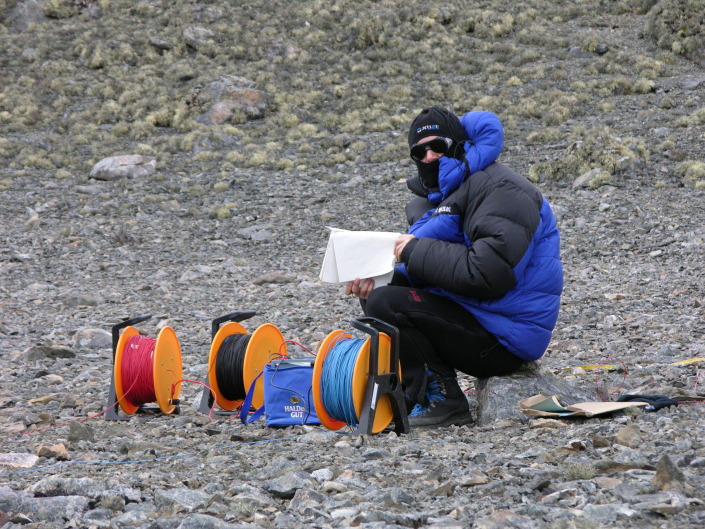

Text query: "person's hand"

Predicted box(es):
[394, 234, 417, 262]
[345, 278, 375, 300]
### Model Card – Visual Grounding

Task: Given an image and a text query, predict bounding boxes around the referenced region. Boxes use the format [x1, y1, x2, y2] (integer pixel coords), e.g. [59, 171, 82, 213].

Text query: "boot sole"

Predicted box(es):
[409, 409, 474, 429]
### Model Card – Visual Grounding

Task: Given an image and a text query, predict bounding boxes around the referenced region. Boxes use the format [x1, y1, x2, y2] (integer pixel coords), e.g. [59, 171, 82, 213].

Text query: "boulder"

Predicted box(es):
[475, 361, 595, 425]
[195, 76, 270, 125]
[89, 154, 156, 181]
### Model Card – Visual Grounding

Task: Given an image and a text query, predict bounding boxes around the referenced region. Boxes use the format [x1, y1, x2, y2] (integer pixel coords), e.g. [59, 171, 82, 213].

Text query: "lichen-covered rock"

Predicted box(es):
[529, 126, 649, 182]
[89, 154, 156, 180]
[193, 76, 271, 125]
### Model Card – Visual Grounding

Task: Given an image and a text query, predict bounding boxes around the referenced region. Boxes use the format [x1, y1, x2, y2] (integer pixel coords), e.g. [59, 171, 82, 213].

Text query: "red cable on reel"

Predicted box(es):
[121, 335, 158, 407]
[114, 325, 182, 416]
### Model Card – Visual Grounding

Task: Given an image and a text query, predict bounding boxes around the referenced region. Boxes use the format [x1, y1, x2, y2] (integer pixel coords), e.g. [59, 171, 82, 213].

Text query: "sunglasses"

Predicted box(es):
[410, 137, 453, 162]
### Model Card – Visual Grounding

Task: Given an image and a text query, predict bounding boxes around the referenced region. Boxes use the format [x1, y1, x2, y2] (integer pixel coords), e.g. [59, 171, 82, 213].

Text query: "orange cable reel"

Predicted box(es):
[207, 322, 287, 411]
[114, 325, 183, 415]
[312, 329, 400, 434]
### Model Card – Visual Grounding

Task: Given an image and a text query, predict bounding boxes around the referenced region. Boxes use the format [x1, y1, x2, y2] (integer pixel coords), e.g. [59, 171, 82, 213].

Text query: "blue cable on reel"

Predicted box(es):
[320, 337, 365, 427]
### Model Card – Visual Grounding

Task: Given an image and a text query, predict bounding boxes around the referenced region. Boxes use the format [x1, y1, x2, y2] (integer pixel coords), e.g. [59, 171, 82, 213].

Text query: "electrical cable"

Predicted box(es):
[595, 356, 628, 401]
[215, 334, 250, 401]
[121, 335, 158, 406]
[320, 337, 365, 427]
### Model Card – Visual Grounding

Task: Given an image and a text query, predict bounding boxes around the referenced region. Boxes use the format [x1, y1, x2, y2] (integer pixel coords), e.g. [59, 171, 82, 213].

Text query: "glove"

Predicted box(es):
[616, 393, 678, 412]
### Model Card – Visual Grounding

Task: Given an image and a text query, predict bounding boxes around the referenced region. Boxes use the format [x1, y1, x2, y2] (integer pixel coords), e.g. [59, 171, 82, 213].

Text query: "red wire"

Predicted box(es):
[694, 369, 704, 394]
[172, 379, 246, 422]
[279, 339, 315, 357]
[595, 357, 627, 401]
[11, 331, 177, 440]
[174, 379, 222, 421]
[679, 369, 705, 404]
[121, 335, 157, 406]
[594, 358, 704, 406]
[4, 337, 208, 440]
[1, 375, 141, 439]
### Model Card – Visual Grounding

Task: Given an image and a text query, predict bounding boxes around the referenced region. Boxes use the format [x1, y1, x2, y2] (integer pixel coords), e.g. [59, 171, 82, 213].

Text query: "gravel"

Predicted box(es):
[1, 1, 704, 528]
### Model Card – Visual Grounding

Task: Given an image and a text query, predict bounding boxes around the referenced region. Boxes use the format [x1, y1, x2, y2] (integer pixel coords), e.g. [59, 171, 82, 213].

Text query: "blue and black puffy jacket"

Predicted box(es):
[397, 111, 563, 362]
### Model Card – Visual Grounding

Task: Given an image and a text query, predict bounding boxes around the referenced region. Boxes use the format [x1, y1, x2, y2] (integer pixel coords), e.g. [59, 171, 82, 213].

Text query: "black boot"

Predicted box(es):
[402, 367, 427, 414]
[408, 371, 473, 428]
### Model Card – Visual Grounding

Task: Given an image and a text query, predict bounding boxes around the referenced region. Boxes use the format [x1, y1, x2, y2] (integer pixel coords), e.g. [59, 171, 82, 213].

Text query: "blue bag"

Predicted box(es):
[240, 358, 320, 427]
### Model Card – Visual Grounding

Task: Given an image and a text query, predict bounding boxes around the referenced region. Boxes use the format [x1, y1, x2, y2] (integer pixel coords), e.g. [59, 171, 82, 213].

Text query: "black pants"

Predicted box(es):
[363, 278, 524, 405]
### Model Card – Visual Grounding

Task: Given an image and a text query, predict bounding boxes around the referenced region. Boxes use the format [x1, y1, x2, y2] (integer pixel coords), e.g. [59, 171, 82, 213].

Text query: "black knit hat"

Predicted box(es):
[407, 107, 466, 147]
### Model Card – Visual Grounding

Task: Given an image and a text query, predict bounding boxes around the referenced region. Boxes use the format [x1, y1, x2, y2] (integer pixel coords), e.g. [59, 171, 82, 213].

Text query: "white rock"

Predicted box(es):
[89, 155, 156, 181]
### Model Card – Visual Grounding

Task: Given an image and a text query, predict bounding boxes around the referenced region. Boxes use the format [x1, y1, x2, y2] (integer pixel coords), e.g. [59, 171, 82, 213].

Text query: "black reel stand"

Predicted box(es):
[198, 311, 257, 416]
[351, 317, 409, 436]
[105, 314, 181, 420]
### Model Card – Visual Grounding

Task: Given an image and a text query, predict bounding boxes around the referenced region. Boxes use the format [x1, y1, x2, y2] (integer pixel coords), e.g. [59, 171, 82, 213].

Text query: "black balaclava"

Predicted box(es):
[407, 107, 468, 195]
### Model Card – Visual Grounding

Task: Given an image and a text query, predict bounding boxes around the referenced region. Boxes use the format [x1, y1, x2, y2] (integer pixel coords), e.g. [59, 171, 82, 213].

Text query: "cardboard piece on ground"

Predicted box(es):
[520, 394, 649, 418]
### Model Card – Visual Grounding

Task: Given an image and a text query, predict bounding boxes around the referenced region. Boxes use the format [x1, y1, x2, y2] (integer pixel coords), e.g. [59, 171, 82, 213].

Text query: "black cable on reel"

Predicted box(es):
[215, 334, 251, 401]
[199, 313, 287, 415]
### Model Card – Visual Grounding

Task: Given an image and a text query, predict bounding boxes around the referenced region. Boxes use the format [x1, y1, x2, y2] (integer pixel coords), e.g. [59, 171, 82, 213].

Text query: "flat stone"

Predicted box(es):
[475, 510, 537, 529]
[154, 488, 211, 513]
[529, 418, 568, 429]
[458, 472, 488, 487]
[0, 453, 39, 469]
[249, 271, 295, 285]
[594, 476, 621, 490]
[614, 425, 641, 448]
[22, 344, 76, 360]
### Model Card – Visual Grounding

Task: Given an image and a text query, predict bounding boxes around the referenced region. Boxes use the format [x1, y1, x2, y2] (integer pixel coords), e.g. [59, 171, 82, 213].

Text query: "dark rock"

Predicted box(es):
[652, 454, 686, 492]
[68, 421, 95, 442]
[475, 361, 594, 425]
[595, 43, 609, 55]
[263, 471, 314, 499]
[23, 344, 76, 360]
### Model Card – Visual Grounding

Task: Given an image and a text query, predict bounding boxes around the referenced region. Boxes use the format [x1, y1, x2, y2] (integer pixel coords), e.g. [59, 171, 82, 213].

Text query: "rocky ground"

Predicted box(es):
[1, 1, 705, 528]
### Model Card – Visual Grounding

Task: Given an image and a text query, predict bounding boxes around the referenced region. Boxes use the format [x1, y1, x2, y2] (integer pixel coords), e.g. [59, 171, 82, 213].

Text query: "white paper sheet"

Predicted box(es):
[319, 227, 401, 288]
